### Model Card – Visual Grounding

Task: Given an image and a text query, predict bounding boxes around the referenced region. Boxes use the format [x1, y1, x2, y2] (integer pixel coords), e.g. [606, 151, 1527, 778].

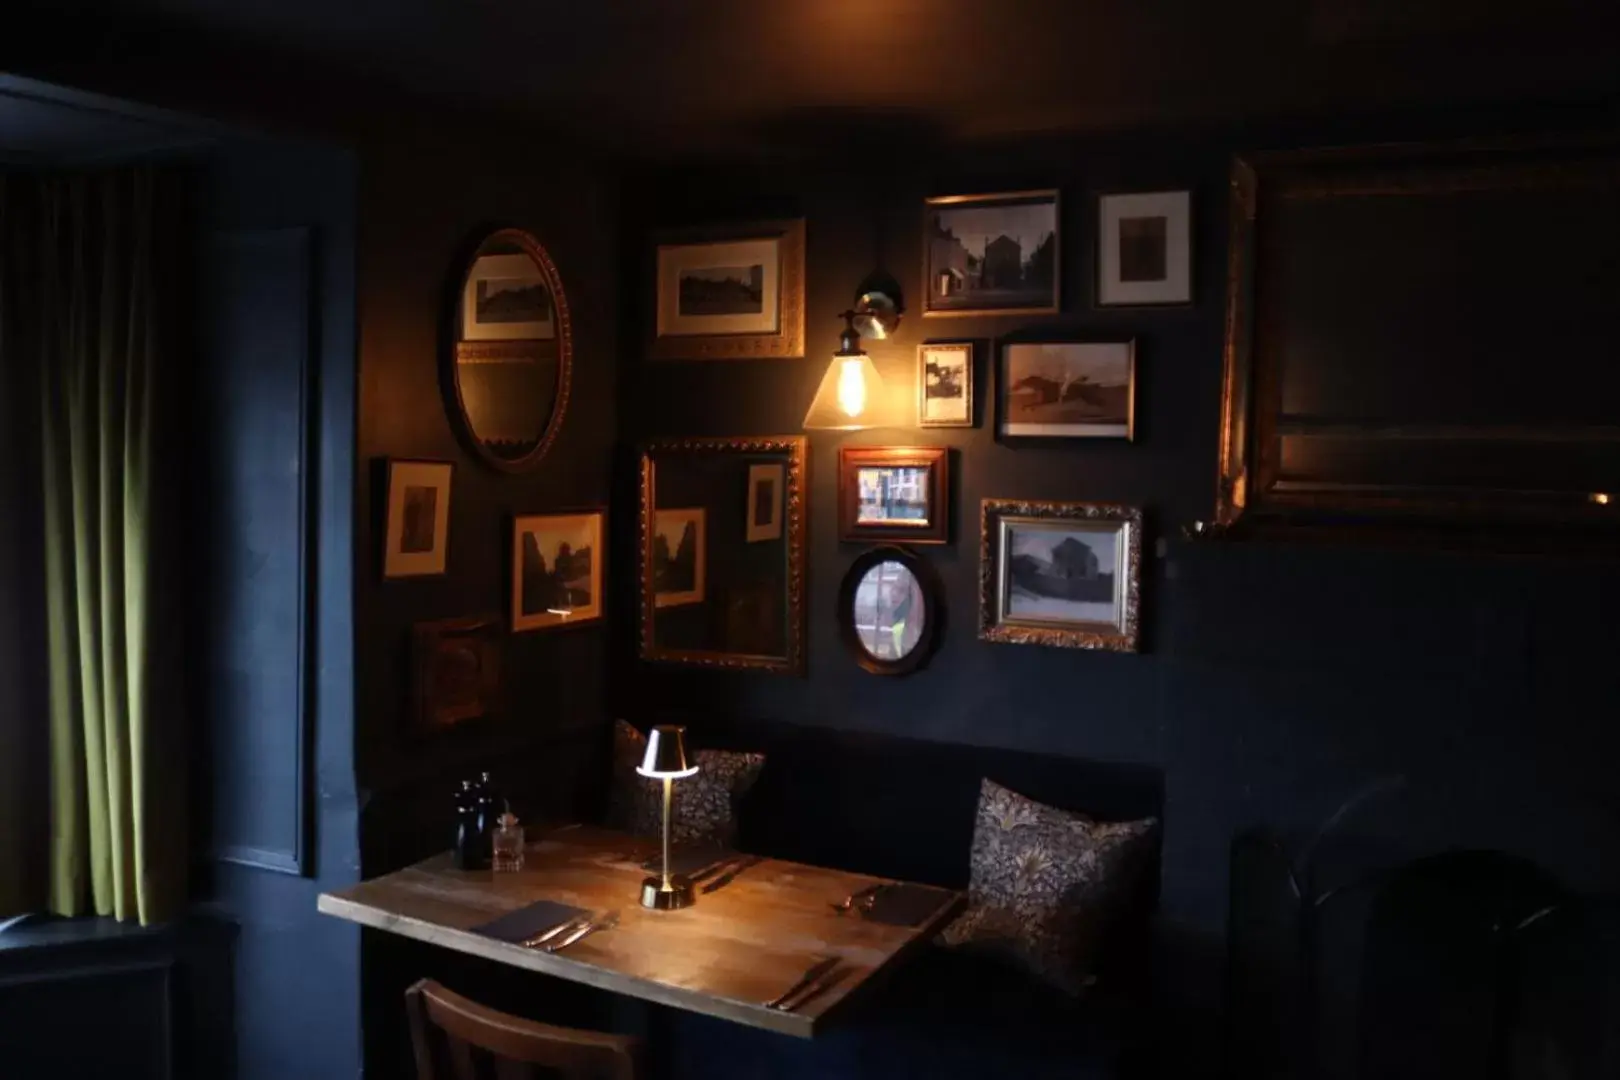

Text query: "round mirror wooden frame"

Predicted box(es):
[443, 227, 573, 473]
[836, 545, 942, 677]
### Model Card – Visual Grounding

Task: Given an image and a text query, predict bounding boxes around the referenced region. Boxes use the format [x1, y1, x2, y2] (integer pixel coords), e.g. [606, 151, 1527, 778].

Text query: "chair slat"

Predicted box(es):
[405, 978, 640, 1080]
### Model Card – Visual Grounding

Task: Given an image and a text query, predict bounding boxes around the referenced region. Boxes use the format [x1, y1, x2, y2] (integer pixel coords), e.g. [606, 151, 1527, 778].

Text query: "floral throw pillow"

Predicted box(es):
[608, 720, 765, 847]
[940, 778, 1158, 994]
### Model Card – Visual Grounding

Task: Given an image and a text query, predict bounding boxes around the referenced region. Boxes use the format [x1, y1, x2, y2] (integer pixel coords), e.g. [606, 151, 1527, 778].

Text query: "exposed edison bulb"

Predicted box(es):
[837, 356, 867, 418]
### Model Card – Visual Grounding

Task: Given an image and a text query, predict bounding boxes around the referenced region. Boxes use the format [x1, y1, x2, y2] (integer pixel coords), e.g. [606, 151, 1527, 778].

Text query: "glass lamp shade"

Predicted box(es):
[636, 725, 698, 779]
[803, 351, 887, 431]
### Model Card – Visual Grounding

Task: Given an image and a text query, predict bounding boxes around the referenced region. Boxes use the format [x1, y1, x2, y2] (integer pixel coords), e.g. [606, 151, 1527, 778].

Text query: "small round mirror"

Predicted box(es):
[446, 228, 572, 471]
[837, 546, 940, 676]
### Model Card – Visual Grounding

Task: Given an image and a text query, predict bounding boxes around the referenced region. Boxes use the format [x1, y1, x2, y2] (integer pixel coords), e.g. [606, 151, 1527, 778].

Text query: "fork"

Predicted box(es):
[830, 883, 883, 916]
[545, 909, 620, 953]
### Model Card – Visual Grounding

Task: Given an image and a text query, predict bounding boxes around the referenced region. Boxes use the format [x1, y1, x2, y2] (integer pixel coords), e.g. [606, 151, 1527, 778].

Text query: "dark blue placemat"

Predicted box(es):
[640, 843, 732, 878]
[473, 899, 588, 943]
[863, 883, 953, 928]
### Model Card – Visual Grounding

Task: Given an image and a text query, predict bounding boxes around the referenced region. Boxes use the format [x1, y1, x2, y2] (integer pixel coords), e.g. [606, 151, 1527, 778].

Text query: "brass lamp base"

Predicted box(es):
[640, 874, 694, 910]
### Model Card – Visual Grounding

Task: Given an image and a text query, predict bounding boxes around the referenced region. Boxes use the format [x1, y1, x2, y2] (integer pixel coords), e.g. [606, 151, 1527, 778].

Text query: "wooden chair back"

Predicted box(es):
[405, 978, 641, 1080]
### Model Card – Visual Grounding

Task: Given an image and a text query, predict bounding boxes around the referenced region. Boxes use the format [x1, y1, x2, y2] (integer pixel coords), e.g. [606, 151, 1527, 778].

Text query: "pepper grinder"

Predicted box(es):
[452, 780, 482, 870]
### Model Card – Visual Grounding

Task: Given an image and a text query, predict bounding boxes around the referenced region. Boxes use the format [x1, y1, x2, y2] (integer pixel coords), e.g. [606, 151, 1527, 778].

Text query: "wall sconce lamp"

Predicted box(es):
[803, 291, 900, 431]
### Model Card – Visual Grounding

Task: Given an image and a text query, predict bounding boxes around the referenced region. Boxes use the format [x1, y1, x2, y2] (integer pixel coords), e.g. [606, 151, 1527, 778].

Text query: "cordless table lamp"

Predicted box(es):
[637, 725, 700, 910]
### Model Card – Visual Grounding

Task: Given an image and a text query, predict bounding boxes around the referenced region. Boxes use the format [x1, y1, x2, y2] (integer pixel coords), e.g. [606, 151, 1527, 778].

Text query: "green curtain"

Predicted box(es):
[0, 165, 187, 925]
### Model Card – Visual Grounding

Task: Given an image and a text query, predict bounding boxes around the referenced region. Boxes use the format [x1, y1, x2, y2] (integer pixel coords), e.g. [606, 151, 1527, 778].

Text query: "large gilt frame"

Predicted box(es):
[639, 436, 808, 675]
[979, 499, 1142, 653]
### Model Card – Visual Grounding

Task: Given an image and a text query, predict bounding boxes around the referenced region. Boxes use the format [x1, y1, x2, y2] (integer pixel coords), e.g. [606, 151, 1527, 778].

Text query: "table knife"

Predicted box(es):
[700, 855, 762, 894]
[520, 915, 588, 949]
[766, 956, 840, 1011]
[689, 854, 746, 885]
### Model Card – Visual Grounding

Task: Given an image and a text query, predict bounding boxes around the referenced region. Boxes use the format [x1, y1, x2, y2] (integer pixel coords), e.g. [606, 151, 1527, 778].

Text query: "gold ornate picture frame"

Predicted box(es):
[639, 436, 808, 675]
[979, 499, 1142, 652]
[650, 219, 806, 360]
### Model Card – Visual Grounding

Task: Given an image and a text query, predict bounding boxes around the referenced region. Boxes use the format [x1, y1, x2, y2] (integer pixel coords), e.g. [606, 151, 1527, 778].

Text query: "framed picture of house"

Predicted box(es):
[923, 190, 1060, 317]
[979, 499, 1142, 653]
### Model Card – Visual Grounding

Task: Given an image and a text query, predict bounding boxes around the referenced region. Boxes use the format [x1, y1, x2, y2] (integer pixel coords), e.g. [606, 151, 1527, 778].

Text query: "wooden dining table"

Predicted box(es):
[317, 824, 965, 1038]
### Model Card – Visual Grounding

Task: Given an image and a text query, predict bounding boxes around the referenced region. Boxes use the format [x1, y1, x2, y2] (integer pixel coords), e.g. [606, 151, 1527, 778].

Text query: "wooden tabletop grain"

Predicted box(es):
[317, 824, 964, 1038]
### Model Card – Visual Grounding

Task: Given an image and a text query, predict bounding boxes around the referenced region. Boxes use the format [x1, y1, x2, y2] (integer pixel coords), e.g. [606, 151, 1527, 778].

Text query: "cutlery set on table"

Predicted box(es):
[517, 909, 620, 954]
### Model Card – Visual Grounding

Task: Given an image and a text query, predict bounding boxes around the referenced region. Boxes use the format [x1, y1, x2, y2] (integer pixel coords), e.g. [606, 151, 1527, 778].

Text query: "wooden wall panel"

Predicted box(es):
[200, 227, 314, 875]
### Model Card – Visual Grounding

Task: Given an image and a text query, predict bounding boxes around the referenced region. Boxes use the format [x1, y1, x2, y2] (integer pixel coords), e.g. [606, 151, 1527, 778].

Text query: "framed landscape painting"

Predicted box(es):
[653, 507, 707, 608]
[461, 252, 556, 341]
[980, 499, 1142, 652]
[999, 340, 1135, 440]
[923, 190, 1060, 317]
[918, 342, 974, 428]
[651, 219, 805, 360]
[511, 511, 604, 632]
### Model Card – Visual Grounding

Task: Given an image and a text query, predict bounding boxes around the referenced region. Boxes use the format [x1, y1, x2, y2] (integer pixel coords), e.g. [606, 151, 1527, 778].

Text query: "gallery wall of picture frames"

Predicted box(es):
[822, 183, 1186, 666]
[385, 181, 1193, 727]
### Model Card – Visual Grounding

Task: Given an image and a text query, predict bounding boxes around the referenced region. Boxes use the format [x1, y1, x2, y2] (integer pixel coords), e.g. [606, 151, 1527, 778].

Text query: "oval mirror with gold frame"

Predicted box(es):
[444, 227, 573, 472]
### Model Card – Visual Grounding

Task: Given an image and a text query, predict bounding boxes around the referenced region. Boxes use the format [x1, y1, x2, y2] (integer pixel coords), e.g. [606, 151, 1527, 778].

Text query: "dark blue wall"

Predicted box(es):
[201, 134, 361, 1080]
[616, 123, 1620, 1074]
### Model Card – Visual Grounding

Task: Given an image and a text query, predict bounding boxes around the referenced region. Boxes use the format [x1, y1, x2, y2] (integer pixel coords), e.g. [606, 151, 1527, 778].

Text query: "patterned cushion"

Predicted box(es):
[940, 778, 1157, 994]
[608, 720, 765, 847]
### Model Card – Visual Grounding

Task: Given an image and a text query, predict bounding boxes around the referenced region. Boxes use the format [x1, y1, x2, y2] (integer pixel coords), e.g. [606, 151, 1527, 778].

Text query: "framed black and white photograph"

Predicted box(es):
[746, 462, 785, 543]
[651, 219, 805, 360]
[999, 340, 1135, 440]
[653, 507, 707, 608]
[382, 459, 453, 578]
[838, 446, 951, 545]
[1097, 190, 1191, 306]
[924, 190, 1060, 317]
[511, 511, 604, 632]
[918, 342, 975, 428]
[461, 252, 556, 341]
[980, 499, 1141, 652]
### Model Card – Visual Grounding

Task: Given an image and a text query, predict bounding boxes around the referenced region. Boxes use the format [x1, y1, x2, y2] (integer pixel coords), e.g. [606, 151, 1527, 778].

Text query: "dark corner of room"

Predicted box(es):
[2, 2, 1619, 1079]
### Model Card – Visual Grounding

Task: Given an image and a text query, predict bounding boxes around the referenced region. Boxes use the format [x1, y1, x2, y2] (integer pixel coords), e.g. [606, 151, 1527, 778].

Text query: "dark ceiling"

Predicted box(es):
[16, 0, 1620, 157]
